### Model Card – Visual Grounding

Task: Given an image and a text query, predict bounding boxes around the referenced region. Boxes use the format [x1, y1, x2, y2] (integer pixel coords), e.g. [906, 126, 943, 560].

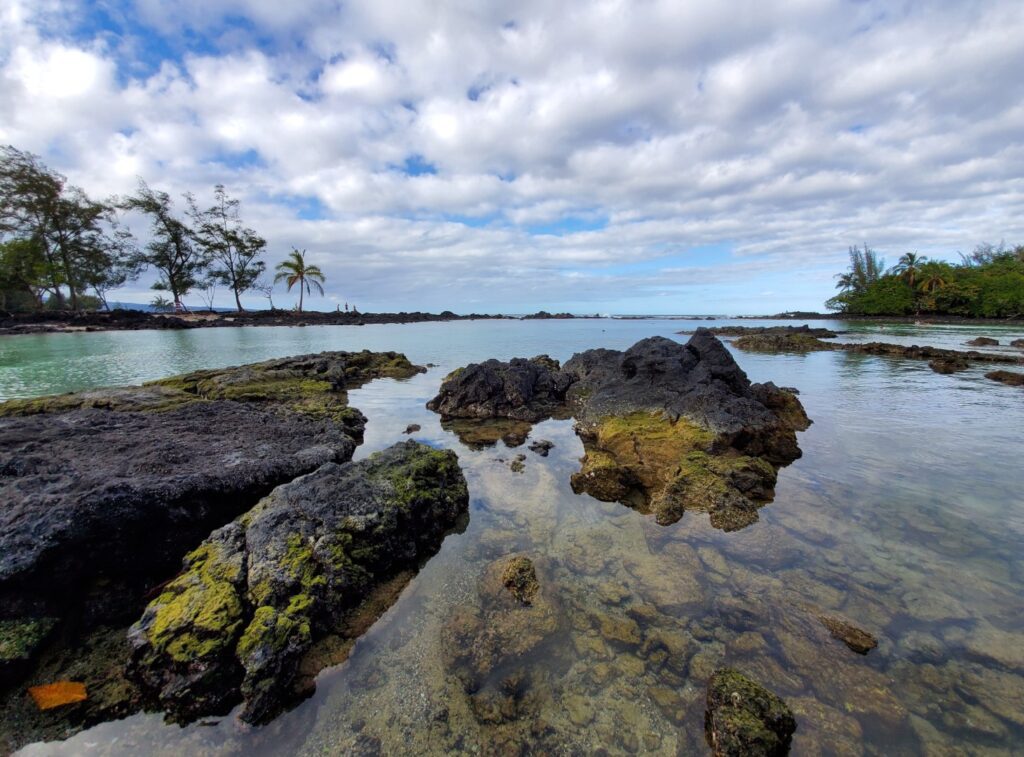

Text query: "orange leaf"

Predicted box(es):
[28, 681, 88, 710]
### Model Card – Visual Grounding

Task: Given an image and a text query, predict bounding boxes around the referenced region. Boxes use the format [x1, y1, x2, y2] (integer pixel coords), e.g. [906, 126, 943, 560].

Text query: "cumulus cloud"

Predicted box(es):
[1, 0, 1023, 312]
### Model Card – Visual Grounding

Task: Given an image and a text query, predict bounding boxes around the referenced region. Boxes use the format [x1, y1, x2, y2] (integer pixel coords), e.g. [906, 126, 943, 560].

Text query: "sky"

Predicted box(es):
[1, 0, 1023, 314]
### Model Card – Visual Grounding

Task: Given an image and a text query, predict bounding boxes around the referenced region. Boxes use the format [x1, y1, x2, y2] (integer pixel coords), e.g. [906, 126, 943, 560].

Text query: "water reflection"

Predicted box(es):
[7, 320, 1024, 755]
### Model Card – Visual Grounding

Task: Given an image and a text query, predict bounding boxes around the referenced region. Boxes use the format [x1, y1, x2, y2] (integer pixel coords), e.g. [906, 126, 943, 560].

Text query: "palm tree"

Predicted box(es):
[916, 271, 947, 315]
[834, 272, 856, 291]
[892, 252, 926, 289]
[273, 248, 325, 313]
[918, 272, 947, 296]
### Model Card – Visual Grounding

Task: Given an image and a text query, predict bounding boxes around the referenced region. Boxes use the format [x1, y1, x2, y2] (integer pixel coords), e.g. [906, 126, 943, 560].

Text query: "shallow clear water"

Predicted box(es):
[5, 318, 1024, 755]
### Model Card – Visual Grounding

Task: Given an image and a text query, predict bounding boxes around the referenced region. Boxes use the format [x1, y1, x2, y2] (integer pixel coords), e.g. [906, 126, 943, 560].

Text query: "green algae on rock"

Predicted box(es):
[570, 412, 779, 529]
[0, 617, 57, 686]
[128, 440, 468, 725]
[429, 331, 810, 529]
[705, 668, 796, 756]
[149, 349, 424, 425]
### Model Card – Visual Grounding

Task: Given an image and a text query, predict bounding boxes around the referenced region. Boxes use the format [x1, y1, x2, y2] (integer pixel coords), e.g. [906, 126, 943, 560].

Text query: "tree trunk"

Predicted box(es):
[234, 287, 244, 312]
[298, 281, 304, 313]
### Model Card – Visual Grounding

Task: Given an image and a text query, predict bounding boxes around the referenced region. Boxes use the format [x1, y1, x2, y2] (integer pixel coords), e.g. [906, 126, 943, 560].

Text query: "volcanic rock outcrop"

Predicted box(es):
[426, 355, 572, 422]
[128, 440, 468, 724]
[0, 351, 423, 629]
[428, 331, 810, 529]
[0, 350, 439, 738]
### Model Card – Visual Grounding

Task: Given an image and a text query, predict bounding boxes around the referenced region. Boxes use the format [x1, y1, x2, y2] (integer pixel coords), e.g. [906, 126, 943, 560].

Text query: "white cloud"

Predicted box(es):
[1, 0, 1023, 313]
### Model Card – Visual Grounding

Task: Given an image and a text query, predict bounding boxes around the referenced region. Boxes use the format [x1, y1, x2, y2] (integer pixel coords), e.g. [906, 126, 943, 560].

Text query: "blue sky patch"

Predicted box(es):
[525, 215, 608, 236]
[397, 154, 438, 176]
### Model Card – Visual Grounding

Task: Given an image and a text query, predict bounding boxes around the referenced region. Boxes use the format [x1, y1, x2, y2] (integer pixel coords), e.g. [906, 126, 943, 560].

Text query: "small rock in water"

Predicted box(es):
[928, 357, 968, 374]
[501, 556, 538, 604]
[705, 669, 796, 757]
[985, 370, 1024, 386]
[817, 614, 878, 654]
[527, 439, 554, 456]
[1011, 339, 1024, 349]
[966, 337, 999, 346]
[509, 454, 527, 473]
[403, 423, 421, 434]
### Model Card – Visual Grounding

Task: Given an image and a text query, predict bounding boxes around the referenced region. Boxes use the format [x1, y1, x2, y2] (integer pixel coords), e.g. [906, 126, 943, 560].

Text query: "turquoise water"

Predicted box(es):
[5, 319, 1024, 755]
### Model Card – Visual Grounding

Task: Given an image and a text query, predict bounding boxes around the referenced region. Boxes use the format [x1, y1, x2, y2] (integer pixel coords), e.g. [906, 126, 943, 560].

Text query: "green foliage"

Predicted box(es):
[0, 145, 139, 311]
[150, 295, 174, 312]
[189, 184, 266, 311]
[119, 180, 207, 310]
[828, 243, 1024, 317]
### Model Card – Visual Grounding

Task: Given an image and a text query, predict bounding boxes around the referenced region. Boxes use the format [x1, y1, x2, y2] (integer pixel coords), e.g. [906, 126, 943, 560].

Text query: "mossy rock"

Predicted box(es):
[128, 440, 467, 725]
[705, 668, 796, 756]
[148, 350, 422, 423]
[0, 617, 59, 687]
[127, 524, 249, 721]
[0, 386, 197, 417]
[501, 556, 539, 604]
[0, 617, 58, 664]
[570, 412, 778, 529]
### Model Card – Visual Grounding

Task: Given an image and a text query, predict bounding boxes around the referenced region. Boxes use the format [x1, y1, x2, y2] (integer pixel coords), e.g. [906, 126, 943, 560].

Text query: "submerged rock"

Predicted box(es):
[1011, 338, 1024, 349]
[501, 556, 539, 604]
[128, 440, 468, 724]
[527, 439, 555, 456]
[705, 668, 796, 756]
[428, 331, 810, 529]
[985, 370, 1024, 386]
[816, 614, 878, 655]
[929, 357, 968, 374]
[441, 557, 564, 724]
[965, 337, 999, 346]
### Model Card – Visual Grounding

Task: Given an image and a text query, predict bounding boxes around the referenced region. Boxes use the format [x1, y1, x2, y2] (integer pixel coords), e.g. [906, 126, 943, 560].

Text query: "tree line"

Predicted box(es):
[0, 145, 327, 313]
[826, 243, 1024, 318]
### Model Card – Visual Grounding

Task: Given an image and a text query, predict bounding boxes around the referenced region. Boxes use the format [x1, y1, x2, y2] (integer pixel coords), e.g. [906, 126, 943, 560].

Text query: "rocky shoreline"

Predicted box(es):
[0, 308, 512, 336]
[743, 312, 1024, 326]
[0, 309, 611, 336]
[0, 350, 470, 750]
[729, 330, 1024, 379]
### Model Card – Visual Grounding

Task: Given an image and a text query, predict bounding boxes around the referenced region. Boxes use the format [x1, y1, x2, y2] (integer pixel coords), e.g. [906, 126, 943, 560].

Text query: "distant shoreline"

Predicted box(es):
[3, 308, 1023, 337]
[743, 312, 1024, 326]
